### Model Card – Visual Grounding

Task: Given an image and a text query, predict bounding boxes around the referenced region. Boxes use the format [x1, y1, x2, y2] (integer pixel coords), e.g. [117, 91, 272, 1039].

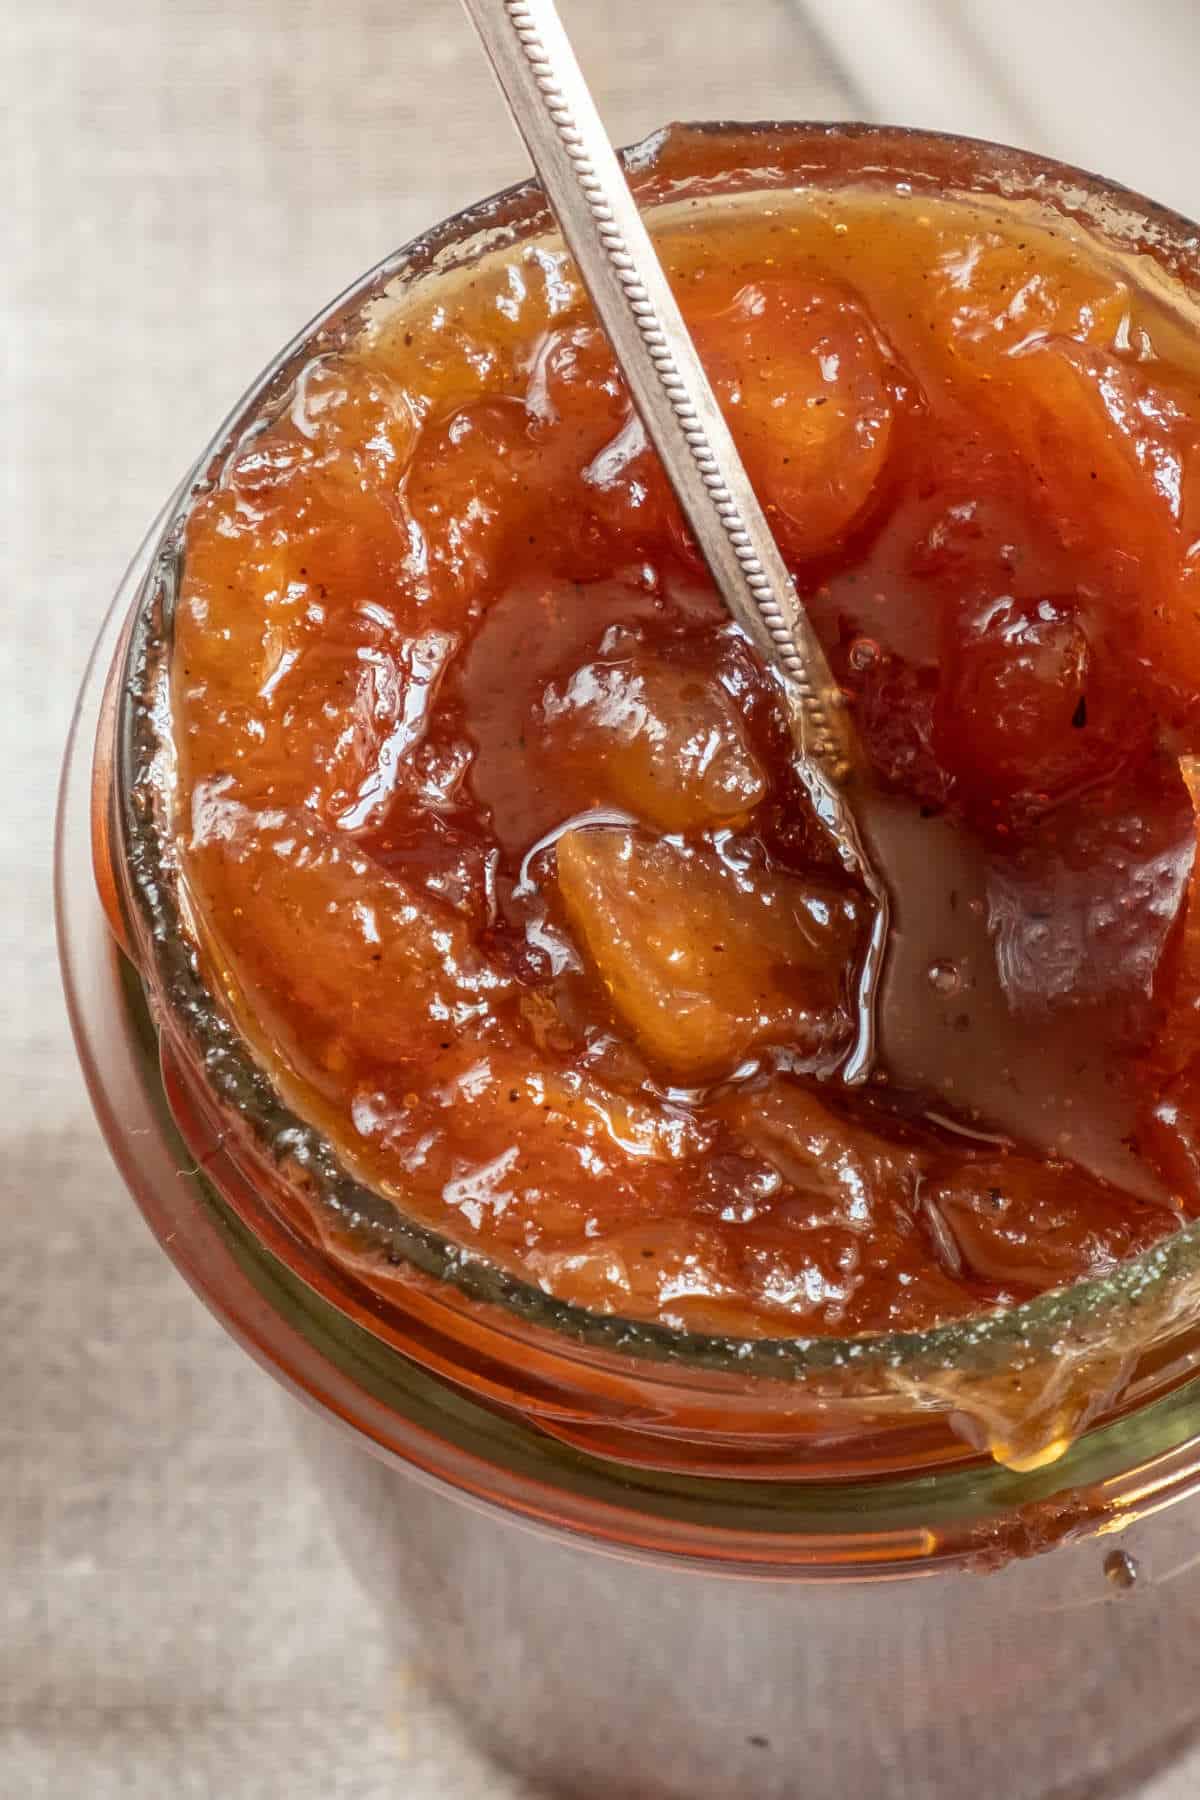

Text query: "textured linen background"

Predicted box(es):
[5, 1, 1200, 1795]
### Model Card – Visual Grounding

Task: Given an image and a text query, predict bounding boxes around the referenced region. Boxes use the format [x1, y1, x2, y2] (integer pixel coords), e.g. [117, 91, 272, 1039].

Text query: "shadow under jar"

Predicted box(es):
[59, 123, 1200, 1800]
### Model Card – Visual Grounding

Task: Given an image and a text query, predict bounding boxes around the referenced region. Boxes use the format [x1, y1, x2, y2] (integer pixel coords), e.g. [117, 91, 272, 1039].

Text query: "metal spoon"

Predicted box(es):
[459, 0, 889, 1082]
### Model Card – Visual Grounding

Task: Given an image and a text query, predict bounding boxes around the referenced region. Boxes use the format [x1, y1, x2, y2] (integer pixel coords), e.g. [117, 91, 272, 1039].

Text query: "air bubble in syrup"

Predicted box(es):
[847, 635, 881, 673]
[1104, 1549, 1139, 1592]
[928, 961, 962, 997]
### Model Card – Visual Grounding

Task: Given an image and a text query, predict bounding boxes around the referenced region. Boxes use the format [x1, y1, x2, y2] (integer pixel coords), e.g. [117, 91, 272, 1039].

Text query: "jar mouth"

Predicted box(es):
[113, 119, 1200, 1414]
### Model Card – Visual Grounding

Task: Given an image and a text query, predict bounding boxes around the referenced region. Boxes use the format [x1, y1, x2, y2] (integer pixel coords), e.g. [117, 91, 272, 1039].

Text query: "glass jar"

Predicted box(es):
[58, 123, 1200, 1800]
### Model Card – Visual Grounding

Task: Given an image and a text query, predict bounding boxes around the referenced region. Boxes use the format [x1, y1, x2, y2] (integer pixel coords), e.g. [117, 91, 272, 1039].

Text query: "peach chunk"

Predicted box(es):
[1001, 340, 1189, 567]
[926, 1155, 1177, 1292]
[539, 647, 767, 832]
[524, 322, 682, 552]
[722, 1081, 922, 1215]
[347, 1045, 711, 1249]
[186, 790, 513, 1076]
[226, 352, 419, 505]
[716, 1083, 977, 1331]
[554, 828, 860, 1081]
[689, 279, 897, 561]
[523, 1221, 747, 1333]
[966, 335, 1200, 695]
[964, 318, 1200, 721]
[935, 594, 1133, 824]
[402, 397, 542, 608]
[934, 234, 1130, 368]
[983, 762, 1193, 1012]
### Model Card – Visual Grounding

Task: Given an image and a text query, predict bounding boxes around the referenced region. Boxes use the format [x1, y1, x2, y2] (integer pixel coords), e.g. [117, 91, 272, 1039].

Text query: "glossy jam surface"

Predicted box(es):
[172, 188, 1200, 1337]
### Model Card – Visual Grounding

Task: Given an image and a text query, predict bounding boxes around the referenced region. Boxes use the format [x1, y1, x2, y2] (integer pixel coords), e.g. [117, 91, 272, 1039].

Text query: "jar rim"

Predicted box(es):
[107, 118, 1200, 1424]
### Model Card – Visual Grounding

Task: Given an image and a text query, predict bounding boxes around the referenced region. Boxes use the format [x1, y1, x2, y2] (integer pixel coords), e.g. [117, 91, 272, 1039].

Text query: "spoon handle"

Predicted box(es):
[460, 0, 887, 1078]
[460, 0, 846, 765]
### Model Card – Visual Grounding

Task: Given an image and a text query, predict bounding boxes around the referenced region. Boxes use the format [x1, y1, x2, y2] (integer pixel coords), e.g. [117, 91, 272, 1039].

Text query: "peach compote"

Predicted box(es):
[171, 186, 1200, 1338]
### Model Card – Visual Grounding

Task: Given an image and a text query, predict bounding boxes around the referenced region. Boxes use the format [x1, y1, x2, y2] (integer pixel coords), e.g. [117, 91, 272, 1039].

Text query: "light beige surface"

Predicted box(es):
[803, 0, 1200, 216]
[6, 1, 1200, 1795]
[2, 3, 843, 1797]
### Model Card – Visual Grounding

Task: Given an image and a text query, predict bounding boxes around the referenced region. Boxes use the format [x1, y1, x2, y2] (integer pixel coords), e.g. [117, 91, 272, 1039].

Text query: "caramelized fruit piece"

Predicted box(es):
[935, 234, 1130, 366]
[282, 354, 418, 489]
[830, 404, 1088, 808]
[457, 579, 723, 857]
[723, 1081, 922, 1218]
[985, 764, 1193, 1012]
[187, 794, 513, 1075]
[403, 319, 680, 613]
[554, 828, 860, 1081]
[402, 397, 546, 608]
[178, 485, 415, 770]
[528, 1066, 711, 1163]
[936, 594, 1133, 824]
[177, 550, 462, 823]
[176, 355, 424, 799]
[523, 1222, 745, 1332]
[719, 1083, 975, 1330]
[526, 1213, 979, 1335]
[927, 1155, 1177, 1291]
[369, 244, 584, 395]
[230, 352, 419, 501]
[276, 626, 461, 831]
[932, 237, 1200, 701]
[729, 1210, 978, 1333]
[520, 1083, 979, 1336]
[1004, 340, 1188, 568]
[898, 410, 1062, 611]
[525, 322, 625, 441]
[326, 629, 460, 833]
[526, 322, 684, 552]
[539, 644, 767, 832]
[364, 813, 498, 931]
[973, 336, 1200, 698]
[690, 279, 897, 561]
[350, 1046, 709, 1247]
